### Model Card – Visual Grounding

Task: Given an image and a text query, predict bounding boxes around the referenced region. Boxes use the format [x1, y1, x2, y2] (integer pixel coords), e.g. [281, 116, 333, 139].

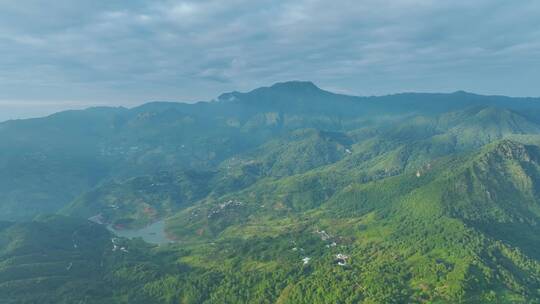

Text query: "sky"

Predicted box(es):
[1, 0, 540, 121]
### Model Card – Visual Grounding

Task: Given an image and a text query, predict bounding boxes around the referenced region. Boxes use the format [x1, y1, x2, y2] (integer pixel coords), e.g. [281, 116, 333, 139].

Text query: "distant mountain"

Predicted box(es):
[2, 82, 540, 221]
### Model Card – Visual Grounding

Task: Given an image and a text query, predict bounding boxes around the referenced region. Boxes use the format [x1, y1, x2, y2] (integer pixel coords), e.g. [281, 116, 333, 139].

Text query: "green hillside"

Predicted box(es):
[62, 170, 214, 229]
[165, 139, 540, 303]
[2, 82, 540, 303]
[4, 140, 540, 303]
[0, 216, 113, 304]
[2, 82, 540, 221]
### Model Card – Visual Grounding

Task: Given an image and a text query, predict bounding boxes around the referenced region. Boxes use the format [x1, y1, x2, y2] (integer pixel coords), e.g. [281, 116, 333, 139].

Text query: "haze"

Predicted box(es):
[1, 0, 540, 121]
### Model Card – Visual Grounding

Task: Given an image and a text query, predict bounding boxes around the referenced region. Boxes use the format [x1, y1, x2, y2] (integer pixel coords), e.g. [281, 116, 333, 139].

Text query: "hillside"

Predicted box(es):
[0, 216, 113, 304]
[166, 139, 540, 302]
[64, 105, 540, 230]
[62, 170, 214, 229]
[2, 82, 540, 221]
[3, 140, 540, 303]
[2, 82, 540, 303]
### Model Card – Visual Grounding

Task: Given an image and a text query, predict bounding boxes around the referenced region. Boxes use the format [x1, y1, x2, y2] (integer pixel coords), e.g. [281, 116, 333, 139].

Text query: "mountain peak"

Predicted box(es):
[269, 80, 320, 91]
[216, 81, 325, 103]
[452, 90, 474, 95]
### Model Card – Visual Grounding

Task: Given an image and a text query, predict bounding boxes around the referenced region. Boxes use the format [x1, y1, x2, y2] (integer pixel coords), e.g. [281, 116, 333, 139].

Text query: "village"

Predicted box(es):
[295, 229, 351, 267]
[207, 199, 245, 219]
[111, 237, 129, 253]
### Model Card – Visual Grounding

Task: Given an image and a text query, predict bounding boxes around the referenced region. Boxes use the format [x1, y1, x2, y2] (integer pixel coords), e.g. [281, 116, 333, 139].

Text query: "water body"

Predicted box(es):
[108, 220, 174, 245]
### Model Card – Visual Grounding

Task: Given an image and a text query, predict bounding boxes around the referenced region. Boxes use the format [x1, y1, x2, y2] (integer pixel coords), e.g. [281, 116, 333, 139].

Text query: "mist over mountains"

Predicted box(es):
[2, 81, 540, 303]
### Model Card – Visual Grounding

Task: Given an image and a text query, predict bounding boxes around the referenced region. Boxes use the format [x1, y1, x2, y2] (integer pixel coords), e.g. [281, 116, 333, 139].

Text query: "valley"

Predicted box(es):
[1, 82, 540, 303]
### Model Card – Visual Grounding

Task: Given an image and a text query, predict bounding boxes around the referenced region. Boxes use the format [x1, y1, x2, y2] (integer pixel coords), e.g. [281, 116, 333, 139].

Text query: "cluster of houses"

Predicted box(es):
[316, 229, 338, 248]
[335, 253, 350, 266]
[316, 229, 332, 241]
[189, 209, 200, 221]
[294, 230, 351, 267]
[416, 162, 433, 178]
[299, 253, 350, 266]
[111, 238, 129, 253]
[207, 200, 245, 219]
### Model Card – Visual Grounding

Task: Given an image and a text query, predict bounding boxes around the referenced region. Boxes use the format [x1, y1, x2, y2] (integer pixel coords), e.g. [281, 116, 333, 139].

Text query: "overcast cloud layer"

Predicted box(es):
[1, 0, 540, 120]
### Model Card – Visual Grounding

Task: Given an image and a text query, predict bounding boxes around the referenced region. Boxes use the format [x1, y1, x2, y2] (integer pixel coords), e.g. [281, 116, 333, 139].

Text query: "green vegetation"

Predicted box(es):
[2, 82, 540, 303]
[62, 170, 214, 229]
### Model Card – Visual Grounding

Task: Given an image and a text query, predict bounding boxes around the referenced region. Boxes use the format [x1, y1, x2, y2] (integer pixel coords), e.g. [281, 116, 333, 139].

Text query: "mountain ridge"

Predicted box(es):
[2, 81, 540, 303]
[4, 81, 540, 126]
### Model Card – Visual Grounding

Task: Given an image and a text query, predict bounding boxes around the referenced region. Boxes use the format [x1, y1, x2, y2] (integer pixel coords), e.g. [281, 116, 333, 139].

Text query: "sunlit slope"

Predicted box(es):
[164, 140, 540, 303]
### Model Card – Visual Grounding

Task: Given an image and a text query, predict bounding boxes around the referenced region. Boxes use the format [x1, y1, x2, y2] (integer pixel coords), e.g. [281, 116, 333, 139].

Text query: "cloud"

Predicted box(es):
[0, 0, 540, 119]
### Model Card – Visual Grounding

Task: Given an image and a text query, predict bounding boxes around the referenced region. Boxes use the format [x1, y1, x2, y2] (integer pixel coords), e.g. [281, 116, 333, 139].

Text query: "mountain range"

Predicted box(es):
[1, 81, 540, 303]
